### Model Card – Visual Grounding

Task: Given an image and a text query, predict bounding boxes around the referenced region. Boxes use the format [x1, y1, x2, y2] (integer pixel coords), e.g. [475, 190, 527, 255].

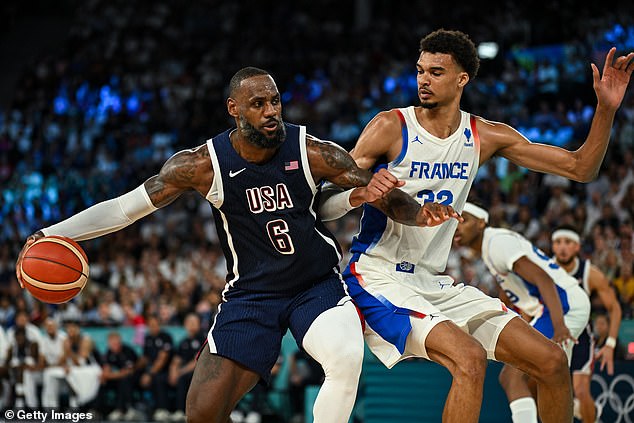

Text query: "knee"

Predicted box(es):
[453, 343, 487, 381]
[324, 340, 364, 379]
[539, 345, 568, 379]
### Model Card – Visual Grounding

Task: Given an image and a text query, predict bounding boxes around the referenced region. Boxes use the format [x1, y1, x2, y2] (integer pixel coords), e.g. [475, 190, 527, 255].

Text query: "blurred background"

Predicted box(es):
[0, 0, 633, 422]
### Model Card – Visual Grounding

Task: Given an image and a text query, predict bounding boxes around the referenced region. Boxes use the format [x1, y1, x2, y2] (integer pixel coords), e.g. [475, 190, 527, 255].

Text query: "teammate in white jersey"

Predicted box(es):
[454, 203, 590, 423]
[320, 29, 633, 423]
[551, 225, 622, 423]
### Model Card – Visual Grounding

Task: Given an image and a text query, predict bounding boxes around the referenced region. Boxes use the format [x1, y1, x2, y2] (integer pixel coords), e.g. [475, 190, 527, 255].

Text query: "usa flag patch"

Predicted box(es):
[285, 160, 299, 171]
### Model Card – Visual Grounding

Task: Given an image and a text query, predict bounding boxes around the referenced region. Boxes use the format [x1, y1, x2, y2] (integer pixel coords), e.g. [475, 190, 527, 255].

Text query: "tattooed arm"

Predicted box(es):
[307, 135, 460, 226]
[144, 144, 213, 207]
[16, 144, 213, 287]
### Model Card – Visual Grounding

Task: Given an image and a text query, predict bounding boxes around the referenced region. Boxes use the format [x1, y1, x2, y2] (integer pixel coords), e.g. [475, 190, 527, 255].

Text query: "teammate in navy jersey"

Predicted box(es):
[552, 225, 622, 423]
[15, 67, 455, 423]
[321, 29, 633, 423]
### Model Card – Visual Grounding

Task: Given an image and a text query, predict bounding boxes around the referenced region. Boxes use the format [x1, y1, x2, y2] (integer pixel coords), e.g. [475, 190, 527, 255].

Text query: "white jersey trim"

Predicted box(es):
[205, 138, 224, 208]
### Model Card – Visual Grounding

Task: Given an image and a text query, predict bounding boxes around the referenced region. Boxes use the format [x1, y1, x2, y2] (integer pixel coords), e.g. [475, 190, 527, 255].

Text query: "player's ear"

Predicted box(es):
[458, 72, 469, 88]
[227, 97, 238, 118]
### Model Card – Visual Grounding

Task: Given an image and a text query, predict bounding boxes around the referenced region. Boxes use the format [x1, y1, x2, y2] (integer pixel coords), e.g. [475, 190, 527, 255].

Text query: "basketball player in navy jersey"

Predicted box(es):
[15, 67, 456, 423]
[552, 225, 622, 423]
[321, 29, 633, 423]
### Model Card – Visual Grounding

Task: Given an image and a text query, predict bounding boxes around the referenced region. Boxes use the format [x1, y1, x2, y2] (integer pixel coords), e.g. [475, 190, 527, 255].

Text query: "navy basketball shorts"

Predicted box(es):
[205, 273, 349, 383]
[570, 324, 595, 375]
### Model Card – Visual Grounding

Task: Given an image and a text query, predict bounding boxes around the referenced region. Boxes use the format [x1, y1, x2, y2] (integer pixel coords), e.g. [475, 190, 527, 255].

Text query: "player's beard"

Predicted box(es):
[239, 116, 286, 149]
[555, 255, 575, 266]
[420, 100, 439, 109]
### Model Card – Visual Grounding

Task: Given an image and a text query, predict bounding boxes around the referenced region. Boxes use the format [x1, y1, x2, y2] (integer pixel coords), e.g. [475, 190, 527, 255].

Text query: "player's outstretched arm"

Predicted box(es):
[591, 265, 622, 374]
[485, 48, 633, 182]
[15, 144, 213, 287]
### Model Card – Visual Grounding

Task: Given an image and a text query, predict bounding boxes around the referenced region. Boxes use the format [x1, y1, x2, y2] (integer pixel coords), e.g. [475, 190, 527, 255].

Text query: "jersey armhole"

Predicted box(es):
[205, 139, 224, 208]
[389, 109, 408, 168]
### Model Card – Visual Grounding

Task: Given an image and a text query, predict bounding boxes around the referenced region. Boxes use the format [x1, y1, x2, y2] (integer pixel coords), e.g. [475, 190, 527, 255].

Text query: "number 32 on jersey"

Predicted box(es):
[416, 189, 454, 205]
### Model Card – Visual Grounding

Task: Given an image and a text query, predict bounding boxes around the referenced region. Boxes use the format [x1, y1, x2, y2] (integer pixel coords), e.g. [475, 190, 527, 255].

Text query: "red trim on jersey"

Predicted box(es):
[469, 115, 480, 150]
[394, 108, 406, 124]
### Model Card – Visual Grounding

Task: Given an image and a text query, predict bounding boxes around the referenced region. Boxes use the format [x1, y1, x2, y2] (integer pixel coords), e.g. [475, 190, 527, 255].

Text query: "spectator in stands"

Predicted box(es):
[40, 318, 67, 408]
[594, 314, 626, 361]
[139, 314, 173, 421]
[614, 262, 634, 317]
[6, 327, 38, 408]
[0, 325, 10, 408]
[168, 313, 205, 422]
[7, 310, 41, 408]
[100, 332, 141, 421]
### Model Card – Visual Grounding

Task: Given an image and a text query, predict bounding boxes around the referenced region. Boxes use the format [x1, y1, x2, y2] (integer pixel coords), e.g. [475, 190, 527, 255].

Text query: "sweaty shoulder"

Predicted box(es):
[352, 109, 404, 169]
[473, 116, 528, 164]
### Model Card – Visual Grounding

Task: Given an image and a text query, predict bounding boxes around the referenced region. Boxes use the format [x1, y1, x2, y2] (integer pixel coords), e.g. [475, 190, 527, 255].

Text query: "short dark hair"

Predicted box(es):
[419, 29, 480, 80]
[229, 67, 270, 97]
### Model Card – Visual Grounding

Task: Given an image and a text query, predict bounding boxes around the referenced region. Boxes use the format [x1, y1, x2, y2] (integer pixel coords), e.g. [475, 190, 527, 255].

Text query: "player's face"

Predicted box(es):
[230, 74, 286, 148]
[552, 237, 580, 265]
[416, 52, 469, 109]
[454, 212, 483, 248]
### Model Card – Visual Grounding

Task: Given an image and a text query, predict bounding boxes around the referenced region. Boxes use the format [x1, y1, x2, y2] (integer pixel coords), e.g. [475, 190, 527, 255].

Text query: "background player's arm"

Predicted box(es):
[307, 135, 459, 226]
[512, 256, 574, 344]
[478, 48, 633, 182]
[590, 264, 622, 374]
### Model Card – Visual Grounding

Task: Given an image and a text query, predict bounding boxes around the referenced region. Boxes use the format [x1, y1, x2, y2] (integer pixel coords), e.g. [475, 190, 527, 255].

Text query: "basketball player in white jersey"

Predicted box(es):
[551, 225, 622, 423]
[320, 29, 633, 423]
[454, 203, 590, 423]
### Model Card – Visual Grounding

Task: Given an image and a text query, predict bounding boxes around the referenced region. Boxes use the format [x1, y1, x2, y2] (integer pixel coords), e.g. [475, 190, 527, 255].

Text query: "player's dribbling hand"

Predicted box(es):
[15, 232, 45, 289]
[353, 168, 404, 205]
[595, 345, 615, 375]
[416, 202, 463, 227]
[592, 47, 634, 111]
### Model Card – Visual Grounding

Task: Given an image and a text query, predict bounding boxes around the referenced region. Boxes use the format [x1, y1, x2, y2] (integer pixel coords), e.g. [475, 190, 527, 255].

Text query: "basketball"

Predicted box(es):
[20, 236, 89, 304]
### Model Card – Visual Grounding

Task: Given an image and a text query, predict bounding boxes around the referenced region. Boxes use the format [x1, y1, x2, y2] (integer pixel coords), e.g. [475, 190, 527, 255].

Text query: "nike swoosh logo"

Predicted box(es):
[229, 168, 246, 177]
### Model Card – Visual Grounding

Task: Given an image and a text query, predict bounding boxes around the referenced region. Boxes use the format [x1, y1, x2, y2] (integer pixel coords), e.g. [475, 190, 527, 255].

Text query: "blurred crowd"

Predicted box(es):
[0, 0, 634, 420]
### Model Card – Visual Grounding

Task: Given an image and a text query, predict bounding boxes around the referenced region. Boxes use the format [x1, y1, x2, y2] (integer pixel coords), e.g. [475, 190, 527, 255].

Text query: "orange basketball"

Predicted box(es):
[20, 236, 89, 304]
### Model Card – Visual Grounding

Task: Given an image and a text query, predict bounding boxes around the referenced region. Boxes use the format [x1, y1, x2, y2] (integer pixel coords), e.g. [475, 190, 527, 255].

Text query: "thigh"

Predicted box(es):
[494, 316, 560, 372]
[187, 349, 260, 422]
[208, 292, 286, 384]
[287, 274, 350, 346]
[344, 260, 445, 367]
[433, 285, 517, 359]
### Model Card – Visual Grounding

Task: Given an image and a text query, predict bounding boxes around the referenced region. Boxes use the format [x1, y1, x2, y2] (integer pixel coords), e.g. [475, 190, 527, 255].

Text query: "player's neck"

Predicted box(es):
[414, 104, 462, 139]
[230, 131, 278, 164]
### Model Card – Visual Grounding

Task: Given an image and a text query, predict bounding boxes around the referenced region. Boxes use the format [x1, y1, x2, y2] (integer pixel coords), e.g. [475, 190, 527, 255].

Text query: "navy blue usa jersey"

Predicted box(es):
[205, 123, 341, 295]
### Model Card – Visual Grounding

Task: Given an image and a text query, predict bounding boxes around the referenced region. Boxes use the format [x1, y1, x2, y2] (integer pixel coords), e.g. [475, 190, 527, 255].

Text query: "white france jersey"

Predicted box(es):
[481, 227, 579, 316]
[349, 107, 480, 275]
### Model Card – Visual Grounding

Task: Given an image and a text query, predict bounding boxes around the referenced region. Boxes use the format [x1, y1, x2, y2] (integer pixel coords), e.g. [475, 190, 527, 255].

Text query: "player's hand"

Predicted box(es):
[352, 168, 404, 206]
[595, 344, 615, 375]
[15, 232, 45, 288]
[552, 324, 576, 348]
[592, 47, 634, 111]
[416, 202, 463, 227]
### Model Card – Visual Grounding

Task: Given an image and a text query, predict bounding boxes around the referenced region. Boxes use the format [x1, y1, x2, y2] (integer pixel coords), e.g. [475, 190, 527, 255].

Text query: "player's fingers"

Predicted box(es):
[591, 63, 600, 85]
[603, 47, 616, 75]
[608, 361, 614, 376]
[625, 53, 634, 74]
[615, 52, 634, 70]
[376, 168, 399, 183]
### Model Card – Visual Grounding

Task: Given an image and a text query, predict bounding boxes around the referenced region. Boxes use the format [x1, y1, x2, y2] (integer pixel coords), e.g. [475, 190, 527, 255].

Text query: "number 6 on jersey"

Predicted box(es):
[266, 219, 295, 254]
